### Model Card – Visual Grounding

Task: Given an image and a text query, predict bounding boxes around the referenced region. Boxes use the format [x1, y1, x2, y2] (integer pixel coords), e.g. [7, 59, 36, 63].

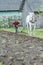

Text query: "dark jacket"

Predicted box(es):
[13, 20, 19, 27]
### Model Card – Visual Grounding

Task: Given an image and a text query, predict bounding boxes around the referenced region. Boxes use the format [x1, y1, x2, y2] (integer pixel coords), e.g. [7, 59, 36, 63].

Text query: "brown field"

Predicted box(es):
[0, 30, 43, 65]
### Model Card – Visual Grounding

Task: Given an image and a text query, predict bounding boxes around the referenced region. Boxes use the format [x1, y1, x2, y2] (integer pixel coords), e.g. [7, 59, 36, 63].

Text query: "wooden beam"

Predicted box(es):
[0, 10, 22, 12]
[19, 0, 25, 11]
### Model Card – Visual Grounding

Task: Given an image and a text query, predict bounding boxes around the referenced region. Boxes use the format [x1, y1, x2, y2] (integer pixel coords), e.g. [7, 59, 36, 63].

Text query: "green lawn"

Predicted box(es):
[0, 27, 43, 38]
[0, 27, 15, 32]
[0, 62, 4, 65]
[32, 29, 43, 38]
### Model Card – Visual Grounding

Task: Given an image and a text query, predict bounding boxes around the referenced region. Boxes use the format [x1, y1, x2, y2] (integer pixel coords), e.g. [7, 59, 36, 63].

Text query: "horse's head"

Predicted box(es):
[29, 12, 34, 17]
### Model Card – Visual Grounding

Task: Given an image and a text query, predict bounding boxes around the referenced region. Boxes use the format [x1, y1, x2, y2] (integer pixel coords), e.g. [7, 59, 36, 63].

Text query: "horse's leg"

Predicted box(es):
[26, 22, 29, 34]
[34, 23, 36, 31]
[27, 22, 28, 29]
[28, 23, 29, 34]
[29, 22, 32, 36]
[33, 22, 36, 35]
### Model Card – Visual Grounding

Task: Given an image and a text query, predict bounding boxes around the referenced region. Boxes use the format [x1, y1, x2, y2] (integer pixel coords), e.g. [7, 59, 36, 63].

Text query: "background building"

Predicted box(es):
[0, 0, 43, 28]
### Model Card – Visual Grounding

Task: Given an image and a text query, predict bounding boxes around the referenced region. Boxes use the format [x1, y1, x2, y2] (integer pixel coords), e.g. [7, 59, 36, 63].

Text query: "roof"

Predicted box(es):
[0, 0, 22, 11]
[0, 0, 43, 11]
[26, 0, 43, 11]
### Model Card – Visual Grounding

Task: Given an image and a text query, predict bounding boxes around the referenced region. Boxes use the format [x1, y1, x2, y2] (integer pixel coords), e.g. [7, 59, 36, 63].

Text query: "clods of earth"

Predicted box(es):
[0, 30, 43, 65]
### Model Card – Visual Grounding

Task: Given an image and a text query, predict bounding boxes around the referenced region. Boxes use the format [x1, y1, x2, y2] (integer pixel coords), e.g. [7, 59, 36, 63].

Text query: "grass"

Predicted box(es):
[0, 62, 4, 65]
[33, 29, 43, 38]
[0, 27, 15, 32]
[0, 27, 43, 38]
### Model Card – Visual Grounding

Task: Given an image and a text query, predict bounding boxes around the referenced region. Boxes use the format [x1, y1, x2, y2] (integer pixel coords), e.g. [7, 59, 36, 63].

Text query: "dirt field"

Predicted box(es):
[0, 30, 43, 65]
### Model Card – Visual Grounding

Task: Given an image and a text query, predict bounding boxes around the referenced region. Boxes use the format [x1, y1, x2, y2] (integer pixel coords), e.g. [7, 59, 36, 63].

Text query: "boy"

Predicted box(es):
[12, 20, 19, 33]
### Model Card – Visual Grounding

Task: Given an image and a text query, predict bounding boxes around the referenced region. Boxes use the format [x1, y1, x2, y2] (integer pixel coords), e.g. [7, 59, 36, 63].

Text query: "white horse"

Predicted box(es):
[26, 12, 37, 36]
